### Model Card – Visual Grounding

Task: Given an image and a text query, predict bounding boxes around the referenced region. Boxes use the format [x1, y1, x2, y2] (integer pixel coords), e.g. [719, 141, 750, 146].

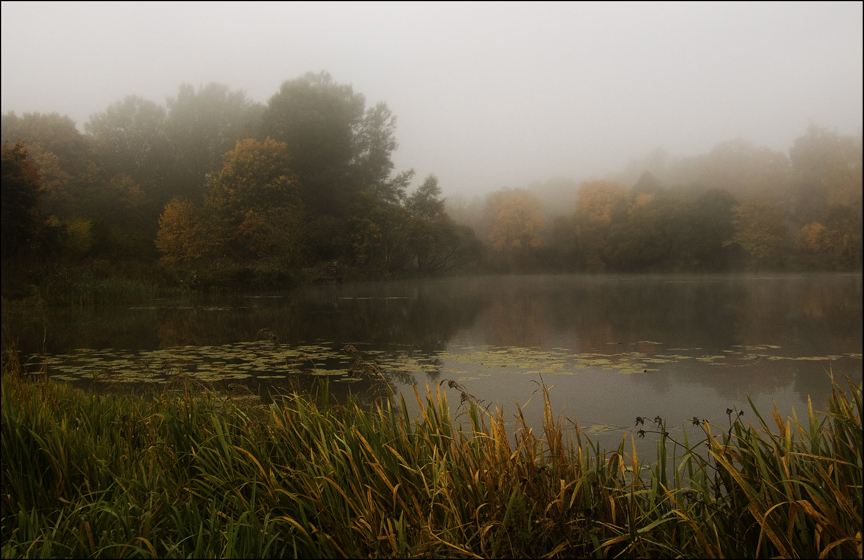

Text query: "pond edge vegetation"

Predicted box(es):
[1, 349, 861, 558]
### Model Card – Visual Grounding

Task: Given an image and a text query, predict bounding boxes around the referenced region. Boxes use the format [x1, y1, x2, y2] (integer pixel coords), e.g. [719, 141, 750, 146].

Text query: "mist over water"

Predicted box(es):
[8, 273, 861, 452]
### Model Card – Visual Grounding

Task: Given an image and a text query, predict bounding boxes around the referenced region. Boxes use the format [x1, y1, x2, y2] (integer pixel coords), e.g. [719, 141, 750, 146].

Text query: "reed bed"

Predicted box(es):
[36, 273, 171, 306]
[1, 358, 861, 558]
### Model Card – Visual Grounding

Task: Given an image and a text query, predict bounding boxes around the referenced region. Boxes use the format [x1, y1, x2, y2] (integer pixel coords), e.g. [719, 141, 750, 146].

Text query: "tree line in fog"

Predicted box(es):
[2, 72, 861, 289]
[456, 126, 861, 273]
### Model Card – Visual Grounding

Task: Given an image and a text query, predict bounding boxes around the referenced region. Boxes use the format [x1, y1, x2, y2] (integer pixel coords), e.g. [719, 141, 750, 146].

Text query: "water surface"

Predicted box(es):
[6, 273, 861, 453]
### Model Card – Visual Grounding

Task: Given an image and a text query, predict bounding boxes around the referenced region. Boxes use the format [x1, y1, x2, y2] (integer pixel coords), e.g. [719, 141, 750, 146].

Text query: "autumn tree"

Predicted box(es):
[480, 189, 545, 270]
[797, 206, 863, 271]
[485, 189, 546, 251]
[1, 142, 43, 258]
[155, 199, 212, 264]
[1, 112, 103, 219]
[203, 137, 302, 263]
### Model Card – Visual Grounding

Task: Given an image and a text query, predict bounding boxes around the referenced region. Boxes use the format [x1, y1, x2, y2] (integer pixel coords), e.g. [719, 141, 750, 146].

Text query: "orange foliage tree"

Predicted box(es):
[155, 199, 212, 264]
[484, 189, 546, 252]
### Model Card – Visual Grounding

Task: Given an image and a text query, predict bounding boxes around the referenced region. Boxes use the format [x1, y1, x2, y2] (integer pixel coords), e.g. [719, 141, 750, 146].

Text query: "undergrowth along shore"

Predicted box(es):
[1, 363, 861, 558]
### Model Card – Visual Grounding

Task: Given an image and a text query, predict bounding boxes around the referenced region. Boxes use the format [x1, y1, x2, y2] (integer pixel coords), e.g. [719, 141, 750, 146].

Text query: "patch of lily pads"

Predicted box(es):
[36, 337, 862, 389]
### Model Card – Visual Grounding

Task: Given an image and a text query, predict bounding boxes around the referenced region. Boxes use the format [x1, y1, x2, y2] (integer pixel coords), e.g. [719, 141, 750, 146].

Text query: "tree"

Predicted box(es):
[683, 188, 738, 269]
[164, 83, 265, 203]
[85, 96, 172, 233]
[482, 190, 546, 271]
[407, 174, 446, 218]
[631, 171, 664, 195]
[263, 72, 366, 216]
[155, 199, 211, 264]
[1, 142, 44, 258]
[573, 180, 630, 269]
[725, 199, 789, 269]
[85, 96, 169, 187]
[789, 125, 863, 225]
[603, 193, 688, 271]
[823, 206, 863, 270]
[1, 111, 103, 219]
[574, 180, 630, 225]
[666, 139, 791, 201]
[353, 102, 413, 204]
[203, 137, 302, 261]
[405, 175, 475, 275]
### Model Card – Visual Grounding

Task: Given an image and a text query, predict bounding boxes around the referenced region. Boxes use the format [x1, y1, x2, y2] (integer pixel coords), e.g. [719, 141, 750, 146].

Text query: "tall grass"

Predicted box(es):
[1, 357, 861, 558]
[37, 272, 166, 306]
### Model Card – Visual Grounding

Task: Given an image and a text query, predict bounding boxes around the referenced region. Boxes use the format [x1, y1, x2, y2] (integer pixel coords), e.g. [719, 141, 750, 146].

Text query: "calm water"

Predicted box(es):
[6, 273, 862, 453]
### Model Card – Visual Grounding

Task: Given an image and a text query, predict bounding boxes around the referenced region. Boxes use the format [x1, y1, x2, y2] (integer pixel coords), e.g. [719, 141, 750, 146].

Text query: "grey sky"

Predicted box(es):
[2, 2, 861, 197]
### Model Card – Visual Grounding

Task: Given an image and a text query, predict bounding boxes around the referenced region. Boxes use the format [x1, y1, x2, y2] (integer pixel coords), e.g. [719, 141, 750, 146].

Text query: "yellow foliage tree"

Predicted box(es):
[796, 222, 827, 254]
[155, 199, 212, 264]
[200, 137, 303, 262]
[484, 190, 546, 251]
[575, 180, 630, 224]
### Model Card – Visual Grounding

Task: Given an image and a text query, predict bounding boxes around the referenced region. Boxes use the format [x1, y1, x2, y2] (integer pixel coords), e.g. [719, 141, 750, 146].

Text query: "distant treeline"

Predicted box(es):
[1, 73, 480, 290]
[452, 129, 862, 273]
[1, 72, 861, 293]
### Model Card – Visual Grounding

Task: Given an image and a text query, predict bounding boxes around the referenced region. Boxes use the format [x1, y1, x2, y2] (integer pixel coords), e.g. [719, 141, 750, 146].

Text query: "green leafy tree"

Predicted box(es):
[683, 188, 738, 270]
[667, 139, 791, 201]
[353, 102, 413, 204]
[85, 96, 172, 234]
[407, 174, 446, 218]
[726, 199, 789, 269]
[604, 194, 689, 271]
[263, 72, 365, 216]
[573, 180, 631, 269]
[85, 96, 169, 185]
[164, 83, 265, 203]
[789, 125, 863, 225]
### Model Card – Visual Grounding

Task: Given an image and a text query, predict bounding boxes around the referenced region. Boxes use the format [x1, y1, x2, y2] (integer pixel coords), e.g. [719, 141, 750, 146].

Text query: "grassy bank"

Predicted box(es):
[1, 363, 861, 558]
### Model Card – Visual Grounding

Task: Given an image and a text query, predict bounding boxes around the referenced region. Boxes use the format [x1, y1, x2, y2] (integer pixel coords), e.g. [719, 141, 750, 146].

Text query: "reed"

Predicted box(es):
[1, 356, 861, 558]
[36, 272, 174, 306]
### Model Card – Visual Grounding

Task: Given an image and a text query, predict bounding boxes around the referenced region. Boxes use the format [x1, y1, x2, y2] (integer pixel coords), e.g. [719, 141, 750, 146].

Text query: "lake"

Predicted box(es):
[5, 273, 862, 454]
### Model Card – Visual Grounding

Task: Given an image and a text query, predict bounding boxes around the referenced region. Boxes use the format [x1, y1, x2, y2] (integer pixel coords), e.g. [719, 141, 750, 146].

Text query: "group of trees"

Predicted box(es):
[1, 73, 479, 284]
[1, 71, 860, 283]
[461, 125, 861, 273]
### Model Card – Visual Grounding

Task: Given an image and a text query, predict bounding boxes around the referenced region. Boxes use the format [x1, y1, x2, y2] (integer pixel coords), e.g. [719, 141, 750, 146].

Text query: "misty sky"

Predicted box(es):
[2, 2, 862, 197]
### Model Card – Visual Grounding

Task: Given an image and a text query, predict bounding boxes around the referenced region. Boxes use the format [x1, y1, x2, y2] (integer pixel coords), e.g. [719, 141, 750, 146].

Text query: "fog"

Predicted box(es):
[2, 2, 861, 197]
